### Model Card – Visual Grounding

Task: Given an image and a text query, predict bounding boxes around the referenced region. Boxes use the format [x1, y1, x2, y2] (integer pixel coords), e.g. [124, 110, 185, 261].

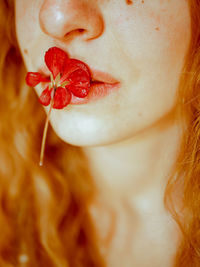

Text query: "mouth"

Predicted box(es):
[70, 81, 120, 105]
[38, 66, 119, 83]
[90, 68, 120, 84]
[70, 68, 120, 105]
[37, 66, 121, 105]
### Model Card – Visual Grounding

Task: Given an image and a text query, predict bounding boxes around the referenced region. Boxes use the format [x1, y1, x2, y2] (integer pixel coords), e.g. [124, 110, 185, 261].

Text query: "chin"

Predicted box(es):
[51, 130, 116, 147]
[50, 121, 138, 148]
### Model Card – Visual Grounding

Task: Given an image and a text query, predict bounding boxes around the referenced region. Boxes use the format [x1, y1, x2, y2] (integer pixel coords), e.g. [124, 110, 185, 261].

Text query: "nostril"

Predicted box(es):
[78, 29, 85, 33]
[64, 28, 86, 41]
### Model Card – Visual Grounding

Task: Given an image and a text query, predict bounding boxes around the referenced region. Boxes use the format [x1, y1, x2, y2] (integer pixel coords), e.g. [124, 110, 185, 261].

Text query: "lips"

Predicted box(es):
[38, 66, 120, 105]
[69, 68, 120, 105]
[90, 68, 119, 84]
[70, 81, 120, 104]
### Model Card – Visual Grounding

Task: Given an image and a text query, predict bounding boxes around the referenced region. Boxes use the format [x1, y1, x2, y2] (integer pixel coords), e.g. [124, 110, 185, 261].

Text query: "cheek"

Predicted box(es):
[150, 9, 190, 63]
[108, 2, 190, 124]
[15, 1, 41, 49]
[113, 1, 190, 61]
[145, 2, 191, 60]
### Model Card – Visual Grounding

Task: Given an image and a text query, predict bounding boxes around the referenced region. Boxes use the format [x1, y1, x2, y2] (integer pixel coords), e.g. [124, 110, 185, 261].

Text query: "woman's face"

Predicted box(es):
[15, 0, 191, 146]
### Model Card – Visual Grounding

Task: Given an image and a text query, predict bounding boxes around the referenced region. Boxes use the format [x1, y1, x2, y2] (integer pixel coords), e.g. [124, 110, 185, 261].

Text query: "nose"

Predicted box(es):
[39, 0, 104, 42]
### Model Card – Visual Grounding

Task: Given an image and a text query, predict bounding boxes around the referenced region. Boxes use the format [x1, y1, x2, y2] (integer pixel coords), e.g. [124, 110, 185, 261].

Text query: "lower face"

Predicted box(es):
[15, 0, 191, 147]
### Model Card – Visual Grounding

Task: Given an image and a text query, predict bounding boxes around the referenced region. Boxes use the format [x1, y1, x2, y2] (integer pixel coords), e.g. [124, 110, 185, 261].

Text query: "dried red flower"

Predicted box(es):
[25, 72, 50, 87]
[25, 47, 92, 165]
[26, 46, 91, 109]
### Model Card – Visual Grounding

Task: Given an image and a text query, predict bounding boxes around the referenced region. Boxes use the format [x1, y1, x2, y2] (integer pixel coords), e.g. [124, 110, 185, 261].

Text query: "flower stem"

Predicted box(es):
[39, 98, 54, 166]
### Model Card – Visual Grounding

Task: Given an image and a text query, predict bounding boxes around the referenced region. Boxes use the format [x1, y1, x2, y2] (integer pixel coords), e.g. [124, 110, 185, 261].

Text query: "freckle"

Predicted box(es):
[126, 0, 133, 5]
[24, 49, 28, 54]
[141, 0, 144, 3]
[155, 27, 160, 31]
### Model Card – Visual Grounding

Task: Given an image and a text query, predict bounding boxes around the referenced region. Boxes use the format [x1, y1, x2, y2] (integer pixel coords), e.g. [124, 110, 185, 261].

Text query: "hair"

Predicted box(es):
[164, 1, 200, 266]
[0, 0, 199, 266]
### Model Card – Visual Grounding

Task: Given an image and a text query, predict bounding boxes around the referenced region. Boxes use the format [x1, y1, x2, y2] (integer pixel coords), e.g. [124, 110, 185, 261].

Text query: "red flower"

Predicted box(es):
[25, 46, 91, 109]
[25, 47, 92, 166]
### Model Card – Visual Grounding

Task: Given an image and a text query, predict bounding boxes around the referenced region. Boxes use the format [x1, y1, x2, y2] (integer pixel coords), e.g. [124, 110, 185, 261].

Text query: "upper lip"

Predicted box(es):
[38, 65, 120, 85]
[90, 68, 119, 84]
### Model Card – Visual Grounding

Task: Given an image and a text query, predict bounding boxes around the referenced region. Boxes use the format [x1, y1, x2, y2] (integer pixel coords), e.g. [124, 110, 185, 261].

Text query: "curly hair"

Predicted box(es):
[164, 1, 200, 266]
[0, 0, 105, 266]
[0, 0, 200, 266]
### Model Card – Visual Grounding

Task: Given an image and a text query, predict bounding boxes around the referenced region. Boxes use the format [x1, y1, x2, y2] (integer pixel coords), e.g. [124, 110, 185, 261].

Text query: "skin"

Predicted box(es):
[15, 0, 191, 266]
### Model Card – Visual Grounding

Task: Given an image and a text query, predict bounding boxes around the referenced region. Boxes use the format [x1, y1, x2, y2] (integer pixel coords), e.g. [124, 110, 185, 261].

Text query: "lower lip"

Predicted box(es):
[69, 82, 120, 105]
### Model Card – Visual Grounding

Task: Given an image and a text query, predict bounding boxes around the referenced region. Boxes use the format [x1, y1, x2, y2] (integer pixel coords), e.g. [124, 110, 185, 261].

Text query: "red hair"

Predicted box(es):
[164, 1, 200, 266]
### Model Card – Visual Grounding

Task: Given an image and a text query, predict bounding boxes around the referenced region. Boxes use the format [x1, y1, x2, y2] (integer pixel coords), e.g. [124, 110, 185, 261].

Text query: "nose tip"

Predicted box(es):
[39, 0, 104, 42]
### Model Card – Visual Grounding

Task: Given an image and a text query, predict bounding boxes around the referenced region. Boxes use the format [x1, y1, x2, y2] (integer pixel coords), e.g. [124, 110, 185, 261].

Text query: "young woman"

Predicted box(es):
[0, 0, 199, 266]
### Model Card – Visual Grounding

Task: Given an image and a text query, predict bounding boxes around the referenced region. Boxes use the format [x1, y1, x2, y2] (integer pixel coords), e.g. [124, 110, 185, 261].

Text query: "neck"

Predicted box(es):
[83, 109, 183, 265]
[83, 109, 183, 201]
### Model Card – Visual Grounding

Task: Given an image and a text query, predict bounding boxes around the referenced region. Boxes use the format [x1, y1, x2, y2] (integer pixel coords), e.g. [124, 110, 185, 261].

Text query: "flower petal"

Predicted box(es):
[26, 72, 50, 87]
[53, 87, 72, 109]
[66, 68, 91, 98]
[39, 87, 52, 106]
[67, 85, 90, 98]
[45, 47, 69, 79]
[60, 58, 91, 83]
